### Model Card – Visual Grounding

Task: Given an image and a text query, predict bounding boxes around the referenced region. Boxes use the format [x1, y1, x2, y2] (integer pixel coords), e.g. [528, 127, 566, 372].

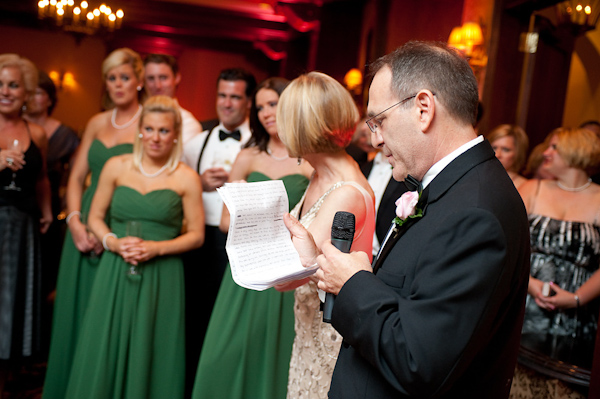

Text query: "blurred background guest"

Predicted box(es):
[580, 120, 600, 138]
[487, 124, 529, 189]
[511, 127, 600, 398]
[275, 71, 375, 399]
[143, 53, 202, 144]
[23, 69, 80, 352]
[64, 95, 204, 399]
[0, 53, 52, 396]
[43, 47, 144, 399]
[192, 77, 312, 399]
[345, 117, 375, 170]
[523, 141, 555, 181]
[581, 121, 600, 183]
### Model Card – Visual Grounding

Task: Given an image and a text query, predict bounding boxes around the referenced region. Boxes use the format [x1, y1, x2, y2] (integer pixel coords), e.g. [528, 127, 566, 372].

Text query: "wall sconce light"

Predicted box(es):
[49, 70, 77, 91]
[343, 68, 363, 95]
[555, 0, 600, 35]
[447, 22, 488, 69]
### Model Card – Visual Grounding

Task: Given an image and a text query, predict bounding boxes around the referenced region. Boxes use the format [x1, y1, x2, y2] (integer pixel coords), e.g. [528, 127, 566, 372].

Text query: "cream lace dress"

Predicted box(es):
[286, 181, 374, 399]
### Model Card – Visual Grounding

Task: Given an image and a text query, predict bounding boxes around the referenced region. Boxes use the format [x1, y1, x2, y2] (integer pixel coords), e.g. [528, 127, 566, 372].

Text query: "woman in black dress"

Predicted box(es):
[0, 53, 52, 395]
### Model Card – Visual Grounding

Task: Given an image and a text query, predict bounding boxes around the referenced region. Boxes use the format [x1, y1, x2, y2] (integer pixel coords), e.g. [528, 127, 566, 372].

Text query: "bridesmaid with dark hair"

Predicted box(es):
[192, 77, 312, 399]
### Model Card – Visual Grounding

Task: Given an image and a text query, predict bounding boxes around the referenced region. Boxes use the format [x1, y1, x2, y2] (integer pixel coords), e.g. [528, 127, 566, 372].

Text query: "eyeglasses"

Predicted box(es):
[365, 94, 417, 134]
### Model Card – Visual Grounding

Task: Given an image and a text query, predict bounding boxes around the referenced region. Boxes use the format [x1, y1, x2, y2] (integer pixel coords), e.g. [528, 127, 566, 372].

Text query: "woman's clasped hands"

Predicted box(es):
[530, 277, 579, 311]
[113, 236, 162, 266]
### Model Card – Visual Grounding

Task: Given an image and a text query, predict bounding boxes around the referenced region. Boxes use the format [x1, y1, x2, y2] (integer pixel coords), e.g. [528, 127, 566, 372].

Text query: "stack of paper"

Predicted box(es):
[217, 180, 318, 291]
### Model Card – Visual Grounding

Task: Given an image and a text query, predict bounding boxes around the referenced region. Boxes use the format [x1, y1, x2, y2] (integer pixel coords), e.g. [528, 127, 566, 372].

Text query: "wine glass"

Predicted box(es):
[3, 139, 21, 191]
[126, 220, 142, 276]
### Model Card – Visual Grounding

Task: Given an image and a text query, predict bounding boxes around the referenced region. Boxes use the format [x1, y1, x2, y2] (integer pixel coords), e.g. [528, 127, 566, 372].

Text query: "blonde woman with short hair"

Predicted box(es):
[276, 72, 375, 398]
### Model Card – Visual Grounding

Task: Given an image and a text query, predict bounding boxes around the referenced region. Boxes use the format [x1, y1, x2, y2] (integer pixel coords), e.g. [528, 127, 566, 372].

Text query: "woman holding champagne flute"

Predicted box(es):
[64, 95, 204, 399]
[0, 53, 52, 395]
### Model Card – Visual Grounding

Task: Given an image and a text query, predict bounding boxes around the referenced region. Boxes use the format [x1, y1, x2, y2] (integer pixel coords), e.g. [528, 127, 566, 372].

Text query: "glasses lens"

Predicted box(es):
[366, 119, 377, 133]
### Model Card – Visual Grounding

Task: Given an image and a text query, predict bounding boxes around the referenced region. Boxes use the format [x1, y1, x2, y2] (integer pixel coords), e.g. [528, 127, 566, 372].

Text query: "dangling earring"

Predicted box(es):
[137, 86, 142, 92]
[297, 158, 301, 166]
[138, 133, 143, 138]
[21, 104, 27, 112]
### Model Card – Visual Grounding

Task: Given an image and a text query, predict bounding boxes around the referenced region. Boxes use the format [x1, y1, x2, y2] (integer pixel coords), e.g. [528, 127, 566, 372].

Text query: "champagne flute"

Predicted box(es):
[3, 139, 21, 191]
[126, 220, 142, 276]
[80, 213, 98, 259]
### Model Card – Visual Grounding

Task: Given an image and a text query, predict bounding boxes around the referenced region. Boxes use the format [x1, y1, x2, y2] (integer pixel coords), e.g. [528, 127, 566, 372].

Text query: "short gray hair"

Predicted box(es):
[369, 41, 479, 126]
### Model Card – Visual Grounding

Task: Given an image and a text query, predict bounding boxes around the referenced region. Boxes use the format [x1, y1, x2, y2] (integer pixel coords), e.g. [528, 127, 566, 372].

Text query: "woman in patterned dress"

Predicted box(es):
[511, 127, 600, 399]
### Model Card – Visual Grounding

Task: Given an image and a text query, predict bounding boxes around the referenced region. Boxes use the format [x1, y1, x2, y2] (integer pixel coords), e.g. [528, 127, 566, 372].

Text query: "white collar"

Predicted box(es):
[421, 135, 483, 188]
[216, 119, 249, 133]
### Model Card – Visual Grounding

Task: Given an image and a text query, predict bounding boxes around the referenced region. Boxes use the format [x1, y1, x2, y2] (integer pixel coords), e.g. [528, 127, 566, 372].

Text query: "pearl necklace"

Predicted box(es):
[111, 105, 142, 130]
[139, 162, 169, 178]
[266, 147, 289, 161]
[557, 178, 592, 192]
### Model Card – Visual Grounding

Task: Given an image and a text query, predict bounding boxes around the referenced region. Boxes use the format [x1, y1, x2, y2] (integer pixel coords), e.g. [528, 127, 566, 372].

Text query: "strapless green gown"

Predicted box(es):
[44, 140, 133, 399]
[192, 172, 309, 399]
[65, 186, 186, 399]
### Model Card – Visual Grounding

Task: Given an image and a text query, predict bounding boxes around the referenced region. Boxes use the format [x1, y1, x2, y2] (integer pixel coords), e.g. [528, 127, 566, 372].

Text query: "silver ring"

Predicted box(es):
[6, 157, 13, 166]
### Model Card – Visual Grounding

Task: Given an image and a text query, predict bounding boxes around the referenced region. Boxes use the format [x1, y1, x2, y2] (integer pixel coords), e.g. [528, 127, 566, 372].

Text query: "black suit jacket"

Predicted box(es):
[329, 140, 530, 398]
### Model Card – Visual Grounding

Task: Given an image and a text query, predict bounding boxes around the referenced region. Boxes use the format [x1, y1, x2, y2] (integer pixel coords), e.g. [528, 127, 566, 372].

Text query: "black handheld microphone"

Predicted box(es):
[323, 211, 355, 323]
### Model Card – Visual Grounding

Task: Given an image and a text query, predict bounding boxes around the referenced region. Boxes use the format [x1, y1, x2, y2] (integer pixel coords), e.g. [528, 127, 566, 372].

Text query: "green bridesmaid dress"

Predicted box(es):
[43, 140, 133, 399]
[65, 186, 186, 399]
[192, 172, 309, 399]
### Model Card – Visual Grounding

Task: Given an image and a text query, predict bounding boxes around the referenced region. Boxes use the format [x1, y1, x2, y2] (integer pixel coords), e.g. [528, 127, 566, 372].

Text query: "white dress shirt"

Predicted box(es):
[179, 105, 202, 145]
[367, 152, 393, 256]
[182, 120, 251, 226]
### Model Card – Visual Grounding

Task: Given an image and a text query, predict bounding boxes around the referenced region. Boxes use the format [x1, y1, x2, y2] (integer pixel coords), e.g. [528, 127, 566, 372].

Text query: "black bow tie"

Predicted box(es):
[404, 174, 422, 193]
[219, 129, 241, 141]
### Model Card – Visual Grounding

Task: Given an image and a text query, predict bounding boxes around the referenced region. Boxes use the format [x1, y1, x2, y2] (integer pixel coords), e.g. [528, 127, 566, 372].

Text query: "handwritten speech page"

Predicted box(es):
[217, 180, 317, 290]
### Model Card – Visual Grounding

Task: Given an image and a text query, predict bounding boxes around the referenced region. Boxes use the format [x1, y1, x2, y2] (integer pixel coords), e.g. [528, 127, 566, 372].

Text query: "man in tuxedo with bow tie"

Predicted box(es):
[285, 41, 530, 398]
[180, 67, 256, 396]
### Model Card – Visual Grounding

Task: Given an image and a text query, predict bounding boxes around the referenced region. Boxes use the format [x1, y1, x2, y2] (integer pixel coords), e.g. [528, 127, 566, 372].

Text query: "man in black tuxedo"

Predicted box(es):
[285, 41, 530, 398]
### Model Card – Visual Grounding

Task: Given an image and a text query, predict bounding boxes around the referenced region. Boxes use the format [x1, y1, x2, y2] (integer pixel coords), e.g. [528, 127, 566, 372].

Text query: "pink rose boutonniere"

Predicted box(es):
[393, 191, 424, 228]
